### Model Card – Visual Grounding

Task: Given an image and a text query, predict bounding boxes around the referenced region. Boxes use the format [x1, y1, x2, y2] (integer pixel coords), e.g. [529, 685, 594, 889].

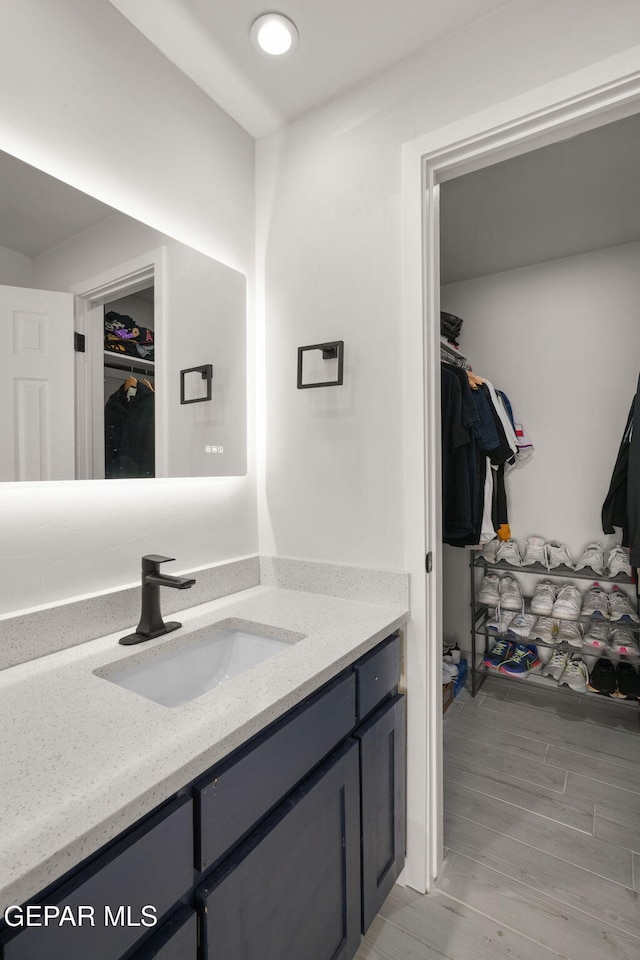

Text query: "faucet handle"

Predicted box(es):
[141, 554, 175, 573]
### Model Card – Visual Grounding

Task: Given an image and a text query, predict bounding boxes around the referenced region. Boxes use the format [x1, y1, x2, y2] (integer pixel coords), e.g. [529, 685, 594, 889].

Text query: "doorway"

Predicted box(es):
[72, 249, 164, 481]
[401, 61, 640, 892]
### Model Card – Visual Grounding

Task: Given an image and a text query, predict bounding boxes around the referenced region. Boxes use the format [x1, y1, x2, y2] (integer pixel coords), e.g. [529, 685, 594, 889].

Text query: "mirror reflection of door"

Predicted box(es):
[1, 283, 75, 481]
[102, 287, 155, 479]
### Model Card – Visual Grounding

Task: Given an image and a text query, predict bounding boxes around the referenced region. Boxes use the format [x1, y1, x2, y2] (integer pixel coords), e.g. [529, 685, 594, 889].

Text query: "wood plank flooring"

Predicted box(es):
[355, 678, 640, 960]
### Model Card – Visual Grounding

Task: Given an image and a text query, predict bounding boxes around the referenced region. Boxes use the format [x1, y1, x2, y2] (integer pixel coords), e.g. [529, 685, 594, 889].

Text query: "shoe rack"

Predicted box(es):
[469, 550, 640, 707]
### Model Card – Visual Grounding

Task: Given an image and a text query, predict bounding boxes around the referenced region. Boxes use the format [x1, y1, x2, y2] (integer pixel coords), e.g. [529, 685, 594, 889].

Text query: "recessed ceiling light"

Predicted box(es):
[250, 13, 299, 56]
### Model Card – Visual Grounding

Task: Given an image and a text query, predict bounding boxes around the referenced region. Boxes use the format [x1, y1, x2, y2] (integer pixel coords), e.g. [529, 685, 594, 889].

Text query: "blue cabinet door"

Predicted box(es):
[198, 739, 361, 960]
[356, 694, 406, 932]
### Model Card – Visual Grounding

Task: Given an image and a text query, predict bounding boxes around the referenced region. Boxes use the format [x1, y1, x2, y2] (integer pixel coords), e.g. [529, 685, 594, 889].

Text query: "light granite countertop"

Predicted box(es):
[0, 585, 408, 912]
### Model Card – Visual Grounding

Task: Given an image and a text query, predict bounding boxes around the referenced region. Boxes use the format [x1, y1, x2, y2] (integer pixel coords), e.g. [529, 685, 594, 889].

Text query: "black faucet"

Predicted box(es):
[119, 555, 196, 646]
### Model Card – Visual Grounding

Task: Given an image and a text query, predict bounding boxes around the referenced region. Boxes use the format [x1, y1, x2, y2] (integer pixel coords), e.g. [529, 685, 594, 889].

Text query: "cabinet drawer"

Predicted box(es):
[1, 797, 194, 960]
[197, 739, 361, 960]
[195, 671, 356, 871]
[354, 634, 401, 722]
[130, 907, 197, 960]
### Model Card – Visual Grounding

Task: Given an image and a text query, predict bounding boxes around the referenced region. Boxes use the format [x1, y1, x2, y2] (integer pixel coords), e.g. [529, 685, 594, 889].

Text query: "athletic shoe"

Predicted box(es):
[559, 655, 589, 693]
[552, 585, 582, 621]
[500, 575, 524, 611]
[614, 661, 640, 700]
[530, 617, 558, 644]
[581, 583, 609, 620]
[481, 539, 500, 564]
[541, 649, 570, 681]
[479, 574, 500, 606]
[498, 643, 541, 676]
[582, 621, 610, 650]
[574, 542, 605, 577]
[606, 545, 632, 579]
[545, 541, 574, 569]
[506, 613, 537, 639]
[496, 539, 522, 566]
[482, 638, 514, 670]
[521, 536, 547, 567]
[588, 657, 617, 696]
[608, 586, 640, 625]
[530, 580, 558, 616]
[610, 625, 639, 655]
[486, 609, 516, 636]
[557, 621, 584, 647]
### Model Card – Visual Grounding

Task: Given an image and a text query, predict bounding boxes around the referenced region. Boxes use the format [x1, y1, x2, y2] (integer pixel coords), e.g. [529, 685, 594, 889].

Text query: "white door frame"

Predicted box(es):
[401, 47, 640, 892]
[72, 248, 166, 479]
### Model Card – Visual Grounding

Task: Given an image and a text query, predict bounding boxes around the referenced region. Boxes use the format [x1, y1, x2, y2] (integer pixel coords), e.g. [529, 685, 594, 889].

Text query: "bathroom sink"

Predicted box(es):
[97, 621, 299, 708]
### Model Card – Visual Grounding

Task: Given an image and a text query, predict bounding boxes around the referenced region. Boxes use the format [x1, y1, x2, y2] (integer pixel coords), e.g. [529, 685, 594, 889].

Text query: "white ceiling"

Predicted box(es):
[106, 0, 513, 137]
[440, 111, 640, 285]
[0, 151, 114, 258]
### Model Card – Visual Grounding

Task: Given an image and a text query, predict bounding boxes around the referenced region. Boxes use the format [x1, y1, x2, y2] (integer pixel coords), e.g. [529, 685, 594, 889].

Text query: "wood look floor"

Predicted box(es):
[355, 678, 640, 960]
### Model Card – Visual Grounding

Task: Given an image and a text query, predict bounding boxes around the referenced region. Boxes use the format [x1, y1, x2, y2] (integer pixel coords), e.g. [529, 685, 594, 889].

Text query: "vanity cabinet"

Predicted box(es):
[198, 740, 361, 960]
[130, 907, 198, 960]
[0, 633, 405, 960]
[1, 796, 194, 960]
[357, 693, 406, 931]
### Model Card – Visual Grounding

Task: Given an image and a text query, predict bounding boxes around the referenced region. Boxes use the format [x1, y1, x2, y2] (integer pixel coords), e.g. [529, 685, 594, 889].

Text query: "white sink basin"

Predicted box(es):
[98, 622, 298, 708]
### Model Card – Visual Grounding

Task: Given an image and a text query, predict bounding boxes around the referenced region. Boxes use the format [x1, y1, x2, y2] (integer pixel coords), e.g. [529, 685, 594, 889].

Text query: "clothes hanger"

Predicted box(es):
[142, 379, 154, 393]
[124, 375, 138, 400]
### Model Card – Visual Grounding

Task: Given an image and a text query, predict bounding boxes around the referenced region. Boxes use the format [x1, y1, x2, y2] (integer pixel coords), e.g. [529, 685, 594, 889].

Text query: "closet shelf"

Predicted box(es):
[475, 627, 640, 658]
[474, 661, 640, 708]
[104, 350, 155, 369]
[474, 555, 634, 585]
[477, 602, 640, 633]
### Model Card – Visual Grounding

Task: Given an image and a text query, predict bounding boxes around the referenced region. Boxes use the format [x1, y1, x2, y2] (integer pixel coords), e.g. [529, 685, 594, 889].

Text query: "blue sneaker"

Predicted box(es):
[498, 644, 540, 676]
[482, 638, 514, 670]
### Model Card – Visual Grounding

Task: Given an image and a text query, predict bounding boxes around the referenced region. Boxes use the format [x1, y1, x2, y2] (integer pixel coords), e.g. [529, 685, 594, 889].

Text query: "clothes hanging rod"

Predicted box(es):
[104, 360, 155, 377]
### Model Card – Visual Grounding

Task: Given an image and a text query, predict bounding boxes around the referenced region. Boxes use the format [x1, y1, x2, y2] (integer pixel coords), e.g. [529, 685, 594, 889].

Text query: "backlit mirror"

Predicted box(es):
[0, 150, 247, 480]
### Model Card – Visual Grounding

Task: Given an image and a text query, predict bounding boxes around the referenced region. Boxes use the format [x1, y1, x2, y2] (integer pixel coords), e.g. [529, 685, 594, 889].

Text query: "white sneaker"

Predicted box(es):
[496, 539, 522, 566]
[608, 586, 640, 625]
[530, 580, 558, 616]
[506, 613, 537, 639]
[530, 617, 558, 644]
[581, 584, 609, 620]
[574, 542, 605, 577]
[486, 609, 516, 635]
[557, 621, 584, 647]
[479, 574, 500, 606]
[481, 539, 500, 564]
[610, 625, 639, 655]
[500, 575, 524, 611]
[545, 541, 574, 570]
[559, 655, 589, 693]
[583, 621, 610, 650]
[521, 536, 547, 567]
[606, 545, 632, 579]
[541, 648, 569, 681]
[552, 584, 583, 621]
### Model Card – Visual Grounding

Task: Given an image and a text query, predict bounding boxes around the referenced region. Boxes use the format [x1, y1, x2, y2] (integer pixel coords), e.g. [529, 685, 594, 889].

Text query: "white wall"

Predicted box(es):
[257, 0, 640, 570]
[0, 245, 33, 286]
[0, 0, 256, 616]
[440, 241, 640, 649]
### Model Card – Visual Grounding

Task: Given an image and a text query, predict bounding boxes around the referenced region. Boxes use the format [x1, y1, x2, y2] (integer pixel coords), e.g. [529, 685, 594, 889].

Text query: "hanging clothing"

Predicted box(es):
[105, 381, 155, 478]
[602, 374, 640, 564]
[441, 365, 476, 542]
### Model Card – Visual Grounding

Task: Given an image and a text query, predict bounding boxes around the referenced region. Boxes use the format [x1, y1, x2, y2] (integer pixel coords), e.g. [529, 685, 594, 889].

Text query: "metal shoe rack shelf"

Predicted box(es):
[469, 551, 640, 704]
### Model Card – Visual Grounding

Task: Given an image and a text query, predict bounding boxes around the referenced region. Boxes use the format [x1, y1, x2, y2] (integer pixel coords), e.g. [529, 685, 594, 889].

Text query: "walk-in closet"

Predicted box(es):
[440, 109, 640, 706]
[437, 110, 640, 943]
